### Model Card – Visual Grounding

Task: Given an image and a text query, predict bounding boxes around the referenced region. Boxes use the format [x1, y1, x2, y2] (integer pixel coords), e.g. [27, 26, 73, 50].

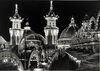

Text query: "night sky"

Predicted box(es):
[0, 0, 99, 41]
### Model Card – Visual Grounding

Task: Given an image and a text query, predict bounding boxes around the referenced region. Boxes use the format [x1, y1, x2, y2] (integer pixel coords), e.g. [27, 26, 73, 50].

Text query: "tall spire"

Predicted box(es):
[9, 4, 23, 29]
[50, 0, 53, 11]
[46, 0, 57, 17]
[13, 4, 21, 19]
[9, 3, 24, 22]
[15, 4, 18, 14]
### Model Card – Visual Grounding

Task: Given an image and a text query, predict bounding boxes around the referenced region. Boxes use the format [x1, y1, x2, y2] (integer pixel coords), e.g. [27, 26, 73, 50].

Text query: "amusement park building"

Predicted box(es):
[0, 0, 99, 71]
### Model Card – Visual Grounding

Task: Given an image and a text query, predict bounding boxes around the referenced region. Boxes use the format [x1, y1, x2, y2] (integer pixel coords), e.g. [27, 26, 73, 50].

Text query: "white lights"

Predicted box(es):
[3, 58, 8, 63]
[24, 22, 31, 30]
[98, 31, 100, 37]
[34, 68, 44, 71]
[71, 17, 75, 24]
[41, 62, 48, 66]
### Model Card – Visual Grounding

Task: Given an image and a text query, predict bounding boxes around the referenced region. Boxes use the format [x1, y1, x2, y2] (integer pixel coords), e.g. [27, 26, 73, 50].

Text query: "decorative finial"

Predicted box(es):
[50, 0, 53, 10]
[15, 4, 18, 14]
[24, 22, 31, 30]
[71, 17, 75, 23]
[25, 22, 29, 26]
[69, 16, 77, 27]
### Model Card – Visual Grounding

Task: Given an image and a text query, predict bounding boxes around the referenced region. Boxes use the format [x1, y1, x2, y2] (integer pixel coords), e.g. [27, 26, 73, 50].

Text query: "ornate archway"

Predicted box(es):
[0, 51, 24, 71]
[18, 33, 45, 69]
[28, 50, 39, 69]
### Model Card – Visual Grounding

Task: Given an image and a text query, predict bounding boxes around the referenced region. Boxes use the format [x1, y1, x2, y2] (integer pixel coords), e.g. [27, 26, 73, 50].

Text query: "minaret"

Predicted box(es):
[44, 0, 59, 45]
[9, 4, 24, 46]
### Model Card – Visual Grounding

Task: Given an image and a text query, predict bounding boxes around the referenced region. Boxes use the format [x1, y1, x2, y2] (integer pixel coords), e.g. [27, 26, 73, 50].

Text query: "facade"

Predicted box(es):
[0, 0, 99, 71]
[70, 14, 99, 53]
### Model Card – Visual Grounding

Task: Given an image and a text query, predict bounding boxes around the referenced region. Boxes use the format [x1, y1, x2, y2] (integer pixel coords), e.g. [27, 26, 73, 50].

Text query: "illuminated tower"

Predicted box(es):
[44, 0, 59, 45]
[9, 4, 24, 46]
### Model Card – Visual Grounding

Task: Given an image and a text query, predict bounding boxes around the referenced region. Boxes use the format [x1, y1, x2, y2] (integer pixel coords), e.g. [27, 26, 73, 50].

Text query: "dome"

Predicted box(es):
[20, 22, 45, 51]
[60, 17, 78, 39]
[60, 27, 77, 39]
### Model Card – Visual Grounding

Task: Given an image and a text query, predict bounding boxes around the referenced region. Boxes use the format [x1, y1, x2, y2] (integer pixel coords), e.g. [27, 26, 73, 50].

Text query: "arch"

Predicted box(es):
[28, 50, 39, 69]
[90, 16, 97, 30]
[19, 33, 46, 52]
[21, 33, 45, 44]
[0, 51, 24, 71]
[26, 33, 45, 44]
